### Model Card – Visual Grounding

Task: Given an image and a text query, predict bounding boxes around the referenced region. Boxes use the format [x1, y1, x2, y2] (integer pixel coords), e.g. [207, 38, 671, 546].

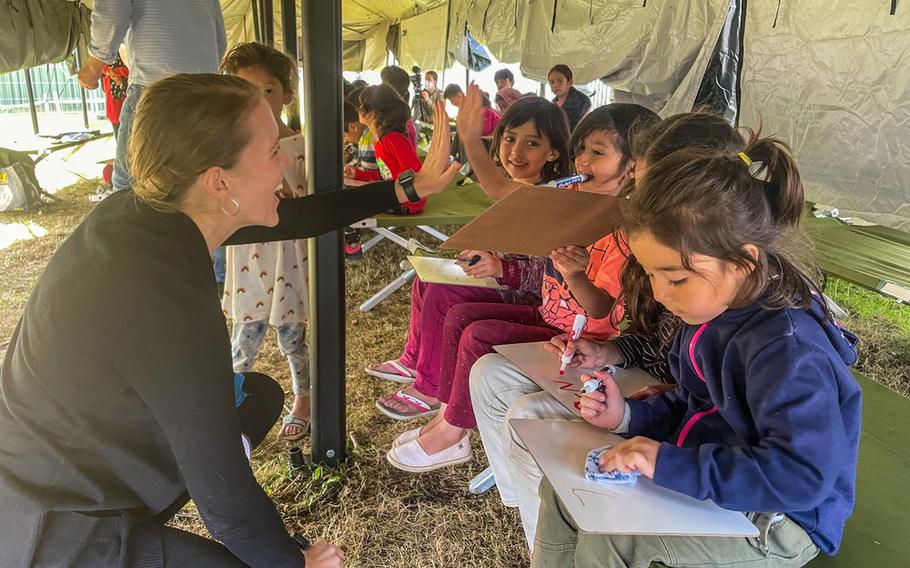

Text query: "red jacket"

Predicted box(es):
[374, 130, 425, 214]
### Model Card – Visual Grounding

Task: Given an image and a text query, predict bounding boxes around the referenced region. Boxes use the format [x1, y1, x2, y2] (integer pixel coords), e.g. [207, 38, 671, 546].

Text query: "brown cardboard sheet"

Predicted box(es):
[441, 187, 621, 256]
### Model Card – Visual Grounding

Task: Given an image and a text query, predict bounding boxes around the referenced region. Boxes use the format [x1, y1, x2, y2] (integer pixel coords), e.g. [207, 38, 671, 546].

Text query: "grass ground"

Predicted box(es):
[1, 182, 908, 567]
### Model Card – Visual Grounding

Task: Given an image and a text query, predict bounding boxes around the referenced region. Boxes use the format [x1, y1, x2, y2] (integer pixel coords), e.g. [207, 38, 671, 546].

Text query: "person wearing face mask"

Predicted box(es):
[419, 70, 444, 124]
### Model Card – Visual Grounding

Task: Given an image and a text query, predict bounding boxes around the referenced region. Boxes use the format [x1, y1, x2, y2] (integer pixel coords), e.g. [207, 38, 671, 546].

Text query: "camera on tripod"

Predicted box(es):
[410, 65, 423, 95]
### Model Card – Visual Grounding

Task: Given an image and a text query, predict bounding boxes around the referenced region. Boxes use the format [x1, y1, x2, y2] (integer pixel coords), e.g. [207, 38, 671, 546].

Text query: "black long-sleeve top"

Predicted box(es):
[0, 182, 397, 568]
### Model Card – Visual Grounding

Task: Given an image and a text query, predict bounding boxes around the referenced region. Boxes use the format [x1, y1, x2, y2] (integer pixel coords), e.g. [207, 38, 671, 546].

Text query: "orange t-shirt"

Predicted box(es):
[537, 232, 626, 340]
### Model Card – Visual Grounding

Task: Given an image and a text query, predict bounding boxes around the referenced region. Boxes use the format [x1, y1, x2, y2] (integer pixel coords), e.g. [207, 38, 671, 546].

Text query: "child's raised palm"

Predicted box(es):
[455, 84, 486, 142]
[578, 370, 624, 429]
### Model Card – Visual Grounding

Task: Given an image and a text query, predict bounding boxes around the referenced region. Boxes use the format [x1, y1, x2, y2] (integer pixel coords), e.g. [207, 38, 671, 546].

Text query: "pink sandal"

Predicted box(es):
[365, 359, 417, 383]
[375, 389, 440, 421]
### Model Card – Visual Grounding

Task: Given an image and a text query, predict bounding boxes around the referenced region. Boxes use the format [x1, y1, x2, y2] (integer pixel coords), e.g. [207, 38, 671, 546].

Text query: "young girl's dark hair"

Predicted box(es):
[219, 42, 296, 97]
[489, 96, 571, 182]
[621, 130, 821, 328]
[343, 101, 360, 129]
[616, 113, 750, 333]
[358, 84, 410, 139]
[570, 103, 660, 178]
[548, 64, 573, 82]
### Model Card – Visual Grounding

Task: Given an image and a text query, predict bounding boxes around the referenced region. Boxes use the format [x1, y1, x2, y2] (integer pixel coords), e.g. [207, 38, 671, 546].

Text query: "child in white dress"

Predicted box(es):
[219, 43, 310, 441]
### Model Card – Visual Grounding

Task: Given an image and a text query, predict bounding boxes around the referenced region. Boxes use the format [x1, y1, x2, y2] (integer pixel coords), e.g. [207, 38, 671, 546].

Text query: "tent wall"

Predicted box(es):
[398, 5, 449, 73]
[0, 0, 90, 75]
[738, 1, 910, 231]
[446, 0, 728, 102]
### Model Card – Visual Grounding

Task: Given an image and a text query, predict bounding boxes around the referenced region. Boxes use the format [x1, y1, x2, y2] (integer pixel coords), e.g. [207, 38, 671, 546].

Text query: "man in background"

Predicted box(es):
[77, 0, 227, 192]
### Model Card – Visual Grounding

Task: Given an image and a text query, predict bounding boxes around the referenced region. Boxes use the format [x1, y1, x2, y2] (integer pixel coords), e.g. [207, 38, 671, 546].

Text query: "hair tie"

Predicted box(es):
[738, 151, 753, 167]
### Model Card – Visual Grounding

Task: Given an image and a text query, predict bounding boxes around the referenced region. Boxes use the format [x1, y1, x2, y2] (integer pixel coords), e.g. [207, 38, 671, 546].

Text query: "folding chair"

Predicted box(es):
[351, 182, 494, 312]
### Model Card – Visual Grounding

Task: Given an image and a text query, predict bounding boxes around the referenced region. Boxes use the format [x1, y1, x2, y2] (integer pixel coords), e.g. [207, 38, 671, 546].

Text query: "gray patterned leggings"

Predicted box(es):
[231, 321, 309, 395]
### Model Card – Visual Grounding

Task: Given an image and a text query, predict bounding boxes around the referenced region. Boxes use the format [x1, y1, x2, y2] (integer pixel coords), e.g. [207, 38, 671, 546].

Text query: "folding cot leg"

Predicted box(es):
[360, 231, 387, 254]
[359, 268, 417, 312]
[373, 227, 412, 249]
[417, 225, 450, 242]
[468, 465, 497, 494]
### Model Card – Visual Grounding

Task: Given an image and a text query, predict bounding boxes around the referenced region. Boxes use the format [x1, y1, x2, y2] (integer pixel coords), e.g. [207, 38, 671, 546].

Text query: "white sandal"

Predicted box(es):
[365, 359, 417, 383]
[386, 434, 472, 473]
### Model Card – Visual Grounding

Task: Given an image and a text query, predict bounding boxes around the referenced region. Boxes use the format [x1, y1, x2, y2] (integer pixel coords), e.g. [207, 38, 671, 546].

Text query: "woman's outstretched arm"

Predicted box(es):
[228, 101, 460, 245]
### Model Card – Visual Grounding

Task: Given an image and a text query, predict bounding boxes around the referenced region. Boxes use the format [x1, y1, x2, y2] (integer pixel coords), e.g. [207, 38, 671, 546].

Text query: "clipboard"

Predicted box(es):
[493, 341, 657, 416]
[441, 187, 621, 256]
[407, 256, 505, 289]
[511, 419, 759, 537]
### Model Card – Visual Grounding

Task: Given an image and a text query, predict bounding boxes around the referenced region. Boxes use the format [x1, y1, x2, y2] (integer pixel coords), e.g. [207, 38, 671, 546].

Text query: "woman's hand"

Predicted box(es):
[455, 83, 486, 142]
[409, 100, 461, 199]
[303, 540, 345, 568]
[597, 436, 661, 479]
[456, 250, 503, 279]
[578, 370, 625, 429]
[627, 383, 677, 401]
[544, 336, 623, 369]
[550, 246, 590, 277]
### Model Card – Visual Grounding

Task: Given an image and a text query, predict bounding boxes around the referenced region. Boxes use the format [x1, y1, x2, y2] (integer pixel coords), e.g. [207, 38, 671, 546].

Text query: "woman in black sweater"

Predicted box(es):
[0, 74, 459, 568]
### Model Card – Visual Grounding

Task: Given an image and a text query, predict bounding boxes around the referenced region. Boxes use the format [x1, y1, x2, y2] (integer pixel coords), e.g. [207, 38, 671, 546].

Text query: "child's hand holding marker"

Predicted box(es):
[550, 245, 591, 277]
[456, 250, 503, 279]
[596, 436, 661, 479]
[559, 314, 588, 374]
[545, 335, 624, 369]
[578, 370, 624, 429]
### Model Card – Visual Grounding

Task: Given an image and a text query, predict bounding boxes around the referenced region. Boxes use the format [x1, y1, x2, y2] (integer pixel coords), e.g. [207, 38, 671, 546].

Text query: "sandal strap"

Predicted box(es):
[387, 359, 416, 378]
[391, 390, 431, 412]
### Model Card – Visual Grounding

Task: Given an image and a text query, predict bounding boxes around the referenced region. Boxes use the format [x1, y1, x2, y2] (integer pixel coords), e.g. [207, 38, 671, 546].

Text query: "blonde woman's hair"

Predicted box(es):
[128, 73, 262, 210]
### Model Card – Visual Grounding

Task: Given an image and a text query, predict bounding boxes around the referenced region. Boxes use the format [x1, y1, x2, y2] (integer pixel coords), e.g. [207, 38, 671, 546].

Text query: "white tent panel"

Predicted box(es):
[398, 5, 449, 73]
[739, 0, 910, 230]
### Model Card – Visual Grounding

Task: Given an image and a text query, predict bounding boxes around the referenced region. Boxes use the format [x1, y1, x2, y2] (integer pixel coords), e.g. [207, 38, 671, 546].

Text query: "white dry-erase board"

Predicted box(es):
[494, 341, 657, 416]
[511, 419, 760, 537]
[407, 256, 506, 290]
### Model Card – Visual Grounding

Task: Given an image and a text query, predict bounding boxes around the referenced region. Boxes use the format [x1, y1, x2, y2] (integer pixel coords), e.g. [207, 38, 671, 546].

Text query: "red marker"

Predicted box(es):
[559, 314, 587, 374]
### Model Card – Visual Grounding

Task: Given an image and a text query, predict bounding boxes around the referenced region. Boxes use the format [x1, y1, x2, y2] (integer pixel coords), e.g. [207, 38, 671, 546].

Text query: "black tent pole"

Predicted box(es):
[23, 68, 39, 135]
[281, 0, 297, 58]
[73, 50, 90, 129]
[302, 0, 346, 467]
[251, 0, 262, 43]
[262, 0, 275, 46]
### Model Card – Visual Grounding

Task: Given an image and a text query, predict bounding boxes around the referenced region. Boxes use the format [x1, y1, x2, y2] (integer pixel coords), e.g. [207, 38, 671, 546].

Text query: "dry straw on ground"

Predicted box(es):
[1, 183, 907, 567]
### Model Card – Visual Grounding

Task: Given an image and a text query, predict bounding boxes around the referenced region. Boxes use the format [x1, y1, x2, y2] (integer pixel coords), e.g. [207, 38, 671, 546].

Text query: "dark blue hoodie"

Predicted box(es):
[625, 298, 861, 555]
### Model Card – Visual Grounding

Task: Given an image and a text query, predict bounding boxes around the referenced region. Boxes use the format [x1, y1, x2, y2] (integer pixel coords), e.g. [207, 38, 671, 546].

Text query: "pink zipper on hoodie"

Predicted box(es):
[676, 322, 717, 447]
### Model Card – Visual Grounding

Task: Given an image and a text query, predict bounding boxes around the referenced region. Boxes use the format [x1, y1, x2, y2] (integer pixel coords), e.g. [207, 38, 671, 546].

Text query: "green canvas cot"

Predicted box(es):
[807, 216, 910, 296]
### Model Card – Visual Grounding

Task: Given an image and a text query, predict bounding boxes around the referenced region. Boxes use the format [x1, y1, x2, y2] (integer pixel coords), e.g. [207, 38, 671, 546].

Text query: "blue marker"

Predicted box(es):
[546, 173, 589, 188]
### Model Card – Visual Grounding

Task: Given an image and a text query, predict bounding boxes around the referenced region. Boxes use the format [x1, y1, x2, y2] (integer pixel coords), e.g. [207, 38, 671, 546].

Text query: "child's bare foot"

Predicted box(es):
[375, 385, 440, 420]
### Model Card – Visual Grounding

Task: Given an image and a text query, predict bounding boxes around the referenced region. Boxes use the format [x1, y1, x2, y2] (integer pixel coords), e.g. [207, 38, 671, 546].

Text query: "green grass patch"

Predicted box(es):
[825, 277, 910, 397]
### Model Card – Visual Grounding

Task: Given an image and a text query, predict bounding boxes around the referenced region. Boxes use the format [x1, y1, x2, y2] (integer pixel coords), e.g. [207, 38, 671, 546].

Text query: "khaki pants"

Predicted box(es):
[470, 354, 578, 549]
[532, 478, 819, 568]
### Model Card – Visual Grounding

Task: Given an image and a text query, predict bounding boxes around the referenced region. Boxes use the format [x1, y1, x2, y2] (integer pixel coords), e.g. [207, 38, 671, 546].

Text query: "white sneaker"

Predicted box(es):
[392, 426, 422, 448]
[386, 434, 472, 473]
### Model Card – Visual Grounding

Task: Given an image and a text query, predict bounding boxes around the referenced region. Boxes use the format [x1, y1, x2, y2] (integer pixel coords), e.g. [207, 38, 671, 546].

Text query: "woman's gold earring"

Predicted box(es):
[219, 197, 240, 217]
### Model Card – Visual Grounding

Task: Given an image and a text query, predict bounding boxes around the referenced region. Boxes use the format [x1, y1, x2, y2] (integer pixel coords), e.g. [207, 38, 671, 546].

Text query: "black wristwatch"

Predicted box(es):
[398, 169, 421, 203]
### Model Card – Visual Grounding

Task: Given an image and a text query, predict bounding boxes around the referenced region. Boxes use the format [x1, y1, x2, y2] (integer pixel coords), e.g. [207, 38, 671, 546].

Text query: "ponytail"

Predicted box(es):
[740, 133, 804, 228]
[621, 131, 825, 315]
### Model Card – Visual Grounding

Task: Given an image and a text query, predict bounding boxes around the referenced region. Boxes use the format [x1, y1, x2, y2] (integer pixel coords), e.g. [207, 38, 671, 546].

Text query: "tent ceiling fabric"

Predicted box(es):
[446, 0, 729, 96]
[738, 0, 910, 231]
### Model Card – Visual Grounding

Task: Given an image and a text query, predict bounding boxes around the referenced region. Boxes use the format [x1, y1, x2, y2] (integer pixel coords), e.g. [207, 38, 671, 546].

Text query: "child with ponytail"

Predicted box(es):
[533, 133, 862, 568]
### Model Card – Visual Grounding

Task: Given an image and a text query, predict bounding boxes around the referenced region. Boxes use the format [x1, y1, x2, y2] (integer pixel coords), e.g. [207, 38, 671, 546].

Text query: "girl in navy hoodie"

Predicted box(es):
[532, 134, 862, 568]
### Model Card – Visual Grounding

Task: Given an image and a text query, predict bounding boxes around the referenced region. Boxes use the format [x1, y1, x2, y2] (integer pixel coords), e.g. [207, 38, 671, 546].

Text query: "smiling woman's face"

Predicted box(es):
[220, 98, 289, 228]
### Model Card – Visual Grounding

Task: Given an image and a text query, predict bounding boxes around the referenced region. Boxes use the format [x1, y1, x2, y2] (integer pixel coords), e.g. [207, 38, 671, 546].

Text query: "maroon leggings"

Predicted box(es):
[436, 303, 560, 428]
